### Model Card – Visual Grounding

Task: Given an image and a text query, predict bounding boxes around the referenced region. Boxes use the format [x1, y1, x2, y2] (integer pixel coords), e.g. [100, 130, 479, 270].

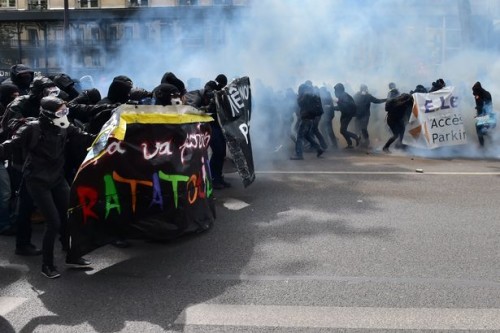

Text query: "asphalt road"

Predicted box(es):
[1, 148, 499, 332]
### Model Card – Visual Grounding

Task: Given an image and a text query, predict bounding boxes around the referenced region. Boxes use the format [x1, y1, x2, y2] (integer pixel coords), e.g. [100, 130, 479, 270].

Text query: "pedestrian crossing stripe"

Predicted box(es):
[0, 297, 28, 316]
[175, 304, 500, 330]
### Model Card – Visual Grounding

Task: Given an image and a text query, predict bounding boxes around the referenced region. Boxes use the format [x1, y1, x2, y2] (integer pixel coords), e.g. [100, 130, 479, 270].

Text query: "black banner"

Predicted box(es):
[68, 105, 216, 258]
[215, 76, 255, 187]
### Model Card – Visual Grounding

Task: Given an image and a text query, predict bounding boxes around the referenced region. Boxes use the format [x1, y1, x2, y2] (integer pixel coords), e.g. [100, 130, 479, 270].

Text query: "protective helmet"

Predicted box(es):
[40, 96, 70, 128]
[153, 83, 181, 106]
[30, 77, 56, 97]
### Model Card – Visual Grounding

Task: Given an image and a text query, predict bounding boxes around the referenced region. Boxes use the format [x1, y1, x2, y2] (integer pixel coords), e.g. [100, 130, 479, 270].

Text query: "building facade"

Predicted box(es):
[0, 0, 248, 79]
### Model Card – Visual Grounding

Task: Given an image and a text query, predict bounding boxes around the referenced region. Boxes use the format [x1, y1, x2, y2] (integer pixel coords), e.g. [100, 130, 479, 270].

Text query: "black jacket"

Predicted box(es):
[0, 117, 94, 185]
[1, 64, 34, 95]
[353, 92, 386, 117]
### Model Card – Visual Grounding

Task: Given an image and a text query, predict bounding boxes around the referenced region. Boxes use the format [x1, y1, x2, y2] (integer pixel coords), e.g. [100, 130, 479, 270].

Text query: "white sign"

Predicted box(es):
[403, 86, 467, 149]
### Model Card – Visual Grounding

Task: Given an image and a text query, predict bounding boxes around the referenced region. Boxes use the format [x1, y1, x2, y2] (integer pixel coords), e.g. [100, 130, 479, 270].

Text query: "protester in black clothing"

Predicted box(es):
[290, 81, 324, 160]
[387, 82, 400, 100]
[185, 79, 232, 189]
[472, 81, 493, 147]
[353, 84, 386, 148]
[0, 84, 20, 236]
[97, 79, 132, 105]
[153, 83, 182, 106]
[383, 93, 413, 153]
[215, 74, 228, 91]
[429, 78, 446, 92]
[311, 86, 328, 151]
[319, 85, 338, 149]
[410, 84, 428, 94]
[161, 72, 188, 103]
[52, 73, 80, 101]
[0, 96, 94, 278]
[1, 64, 34, 95]
[0, 77, 58, 255]
[333, 83, 359, 149]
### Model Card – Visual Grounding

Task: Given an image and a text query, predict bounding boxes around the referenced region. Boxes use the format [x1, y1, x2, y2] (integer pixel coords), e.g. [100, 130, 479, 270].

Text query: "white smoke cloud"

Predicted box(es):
[92, 0, 500, 162]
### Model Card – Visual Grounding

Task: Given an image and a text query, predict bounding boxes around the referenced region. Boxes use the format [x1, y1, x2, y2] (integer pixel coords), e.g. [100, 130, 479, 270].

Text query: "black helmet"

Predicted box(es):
[153, 83, 181, 106]
[30, 77, 56, 97]
[215, 74, 228, 90]
[40, 96, 66, 119]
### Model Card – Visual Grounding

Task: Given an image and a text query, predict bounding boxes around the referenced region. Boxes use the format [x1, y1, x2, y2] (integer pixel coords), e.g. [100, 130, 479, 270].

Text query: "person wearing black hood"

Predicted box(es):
[353, 84, 386, 148]
[0, 96, 94, 278]
[333, 83, 360, 149]
[161, 72, 187, 103]
[185, 80, 232, 189]
[0, 84, 20, 236]
[1, 64, 34, 95]
[472, 81, 493, 147]
[153, 83, 182, 106]
[429, 78, 446, 93]
[1, 77, 59, 255]
[97, 78, 132, 105]
[215, 74, 228, 91]
[290, 81, 325, 159]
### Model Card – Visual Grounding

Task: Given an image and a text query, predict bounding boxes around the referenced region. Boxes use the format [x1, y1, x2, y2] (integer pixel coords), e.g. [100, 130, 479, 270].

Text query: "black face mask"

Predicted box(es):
[16, 75, 32, 88]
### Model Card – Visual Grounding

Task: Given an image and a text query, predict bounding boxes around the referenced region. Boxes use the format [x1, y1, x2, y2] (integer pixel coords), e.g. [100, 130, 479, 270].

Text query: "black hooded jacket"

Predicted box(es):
[0, 117, 93, 185]
[1, 64, 34, 95]
[0, 84, 20, 116]
[472, 82, 492, 116]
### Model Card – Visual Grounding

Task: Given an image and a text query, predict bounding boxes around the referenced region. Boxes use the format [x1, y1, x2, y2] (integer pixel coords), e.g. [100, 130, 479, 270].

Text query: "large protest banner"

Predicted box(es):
[403, 86, 467, 149]
[68, 105, 216, 258]
[215, 76, 255, 187]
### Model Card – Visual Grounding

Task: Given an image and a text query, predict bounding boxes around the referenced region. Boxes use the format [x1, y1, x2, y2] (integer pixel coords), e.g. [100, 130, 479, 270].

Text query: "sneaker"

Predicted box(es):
[316, 149, 324, 158]
[344, 145, 354, 149]
[355, 136, 361, 147]
[383, 147, 391, 154]
[66, 256, 91, 268]
[290, 155, 304, 160]
[41, 265, 60, 279]
[15, 246, 42, 256]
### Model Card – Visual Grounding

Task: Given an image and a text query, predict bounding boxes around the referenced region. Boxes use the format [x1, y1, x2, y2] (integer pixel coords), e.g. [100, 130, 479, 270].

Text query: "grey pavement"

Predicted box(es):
[1, 147, 499, 332]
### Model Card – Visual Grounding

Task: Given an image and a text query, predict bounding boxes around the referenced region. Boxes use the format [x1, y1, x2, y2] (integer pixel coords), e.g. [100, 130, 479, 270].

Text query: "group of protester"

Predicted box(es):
[289, 78, 493, 159]
[0, 64, 231, 279]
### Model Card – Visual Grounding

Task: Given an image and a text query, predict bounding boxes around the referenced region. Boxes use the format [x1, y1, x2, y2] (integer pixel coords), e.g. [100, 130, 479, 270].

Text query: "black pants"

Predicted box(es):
[339, 114, 358, 146]
[10, 168, 36, 249]
[26, 177, 70, 266]
[384, 118, 405, 149]
[209, 123, 227, 183]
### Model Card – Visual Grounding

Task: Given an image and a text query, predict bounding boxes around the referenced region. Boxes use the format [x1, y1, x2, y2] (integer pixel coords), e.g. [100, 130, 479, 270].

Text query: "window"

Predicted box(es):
[0, 0, 16, 8]
[123, 26, 133, 40]
[108, 26, 118, 41]
[79, 0, 98, 8]
[27, 0, 47, 10]
[91, 27, 100, 42]
[178, 0, 198, 5]
[28, 29, 39, 47]
[213, 0, 232, 4]
[129, 0, 148, 7]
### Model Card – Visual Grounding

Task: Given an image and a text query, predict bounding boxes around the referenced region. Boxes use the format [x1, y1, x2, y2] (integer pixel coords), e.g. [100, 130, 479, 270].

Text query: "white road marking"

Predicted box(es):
[257, 171, 500, 175]
[175, 304, 500, 330]
[222, 198, 250, 210]
[0, 297, 28, 316]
